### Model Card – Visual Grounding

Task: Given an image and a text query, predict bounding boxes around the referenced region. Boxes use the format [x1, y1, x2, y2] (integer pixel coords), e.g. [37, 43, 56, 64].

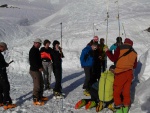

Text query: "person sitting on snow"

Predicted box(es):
[96, 65, 115, 112]
[75, 65, 115, 111]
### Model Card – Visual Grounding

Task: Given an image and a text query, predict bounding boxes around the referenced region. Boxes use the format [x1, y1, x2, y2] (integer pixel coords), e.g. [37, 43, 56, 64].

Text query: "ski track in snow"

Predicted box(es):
[0, 0, 150, 113]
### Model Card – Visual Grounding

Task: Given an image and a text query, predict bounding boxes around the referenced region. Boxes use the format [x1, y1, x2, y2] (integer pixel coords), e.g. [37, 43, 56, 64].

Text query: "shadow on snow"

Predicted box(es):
[131, 61, 142, 103]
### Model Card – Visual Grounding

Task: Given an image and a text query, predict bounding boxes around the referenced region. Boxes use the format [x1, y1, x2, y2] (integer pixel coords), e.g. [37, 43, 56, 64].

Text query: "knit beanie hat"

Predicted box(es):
[53, 40, 60, 47]
[93, 36, 99, 42]
[124, 38, 133, 46]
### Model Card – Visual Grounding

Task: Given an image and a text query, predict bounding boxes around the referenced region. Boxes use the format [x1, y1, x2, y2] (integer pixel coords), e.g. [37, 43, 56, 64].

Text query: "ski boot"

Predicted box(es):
[85, 101, 96, 110]
[75, 99, 86, 109]
[96, 101, 103, 112]
[41, 96, 48, 101]
[108, 103, 115, 112]
[33, 98, 44, 106]
[53, 91, 64, 99]
[83, 90, 90, 96]
[3, 103, 17, 110]
[0, 103, 3, 107]
[114, 106, 123, 113]
[122, 106, 129, 113]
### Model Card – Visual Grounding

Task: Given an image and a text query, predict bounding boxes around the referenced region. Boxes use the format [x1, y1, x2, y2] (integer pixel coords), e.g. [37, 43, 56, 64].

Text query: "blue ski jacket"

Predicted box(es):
[109, 44, 117, 51]
[80, 45, 94, 67]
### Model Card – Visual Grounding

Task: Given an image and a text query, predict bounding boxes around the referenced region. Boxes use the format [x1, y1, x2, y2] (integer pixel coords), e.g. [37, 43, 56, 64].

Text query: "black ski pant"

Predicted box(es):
[101, 60, 106, 73]
[53, 65, 62, 93]
[93, 62, 101, 80]
[0, 76, 12, 105]
[90, 87, 99, 104]
[83, 67, 93, 91]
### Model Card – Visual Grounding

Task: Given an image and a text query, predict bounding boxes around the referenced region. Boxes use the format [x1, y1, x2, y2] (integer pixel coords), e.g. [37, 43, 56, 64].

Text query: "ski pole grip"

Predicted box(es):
[8, 60, 14, 65]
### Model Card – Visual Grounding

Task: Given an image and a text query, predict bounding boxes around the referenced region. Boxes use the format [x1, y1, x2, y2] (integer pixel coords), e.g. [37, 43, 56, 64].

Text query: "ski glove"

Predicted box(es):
[103, 45, 108, 52]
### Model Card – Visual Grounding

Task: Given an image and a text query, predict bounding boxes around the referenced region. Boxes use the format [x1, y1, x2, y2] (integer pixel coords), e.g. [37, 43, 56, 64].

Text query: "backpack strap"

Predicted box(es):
[115, 47, 133, 65]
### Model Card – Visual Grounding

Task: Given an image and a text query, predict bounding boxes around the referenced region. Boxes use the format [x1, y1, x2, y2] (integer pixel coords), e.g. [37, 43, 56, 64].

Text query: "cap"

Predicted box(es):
[124, 38, 133, 46]
[0, 42, 8, 50]
[34, 38, 42, 43]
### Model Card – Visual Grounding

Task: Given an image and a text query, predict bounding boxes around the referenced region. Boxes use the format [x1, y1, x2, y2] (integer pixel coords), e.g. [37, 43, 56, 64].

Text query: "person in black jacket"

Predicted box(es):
[40, 39, 53, 90]
[0, 42, 16, 110]
[29, 38, 48, 106]
[52, 40, 64, 98]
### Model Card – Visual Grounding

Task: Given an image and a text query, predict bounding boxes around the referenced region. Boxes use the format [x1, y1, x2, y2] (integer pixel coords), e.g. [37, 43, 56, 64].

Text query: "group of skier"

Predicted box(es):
[0, 35, 137, 113]
[77, 36, 137, 113]
[29, 38, 65, 106]
[0, 38, 65, 109]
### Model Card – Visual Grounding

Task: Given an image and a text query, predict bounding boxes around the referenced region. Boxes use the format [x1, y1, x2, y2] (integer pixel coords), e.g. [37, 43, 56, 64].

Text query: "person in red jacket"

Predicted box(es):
[40, 39, 53, 90]
[104, 38, 137, 113]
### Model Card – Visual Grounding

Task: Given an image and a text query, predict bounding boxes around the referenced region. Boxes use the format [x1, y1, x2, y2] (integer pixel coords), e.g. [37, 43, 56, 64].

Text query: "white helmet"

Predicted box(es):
[34, 38, 42, 43]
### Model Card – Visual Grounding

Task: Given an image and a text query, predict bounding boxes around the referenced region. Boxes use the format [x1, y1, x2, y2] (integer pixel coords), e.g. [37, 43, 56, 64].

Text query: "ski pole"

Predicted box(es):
[93, 23, 95, 36]
[122, 23, 126, 38]
[106, 0, 109, 45]
[1, 60, 14, 70]
[60, 22, 62, 48]
[115, 0, 121, 37]
[61, 98, 64, 113]
[8, 60, 14, 65]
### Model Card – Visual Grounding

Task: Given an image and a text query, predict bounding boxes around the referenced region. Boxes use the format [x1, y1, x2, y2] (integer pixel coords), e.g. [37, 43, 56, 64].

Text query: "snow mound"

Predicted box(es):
[138, 48, 150, 82]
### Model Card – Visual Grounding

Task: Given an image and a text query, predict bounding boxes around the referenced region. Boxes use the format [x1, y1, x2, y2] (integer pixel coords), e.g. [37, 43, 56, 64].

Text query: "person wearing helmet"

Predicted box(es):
[52, 40, 64, 99]
[29, 38, 48, 106]
[109, 37, 123, 53]
[0, 42, 17, 110]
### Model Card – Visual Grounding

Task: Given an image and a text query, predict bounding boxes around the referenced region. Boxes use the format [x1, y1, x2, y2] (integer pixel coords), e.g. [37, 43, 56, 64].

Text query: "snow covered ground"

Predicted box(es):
[0, 0, 150, 113]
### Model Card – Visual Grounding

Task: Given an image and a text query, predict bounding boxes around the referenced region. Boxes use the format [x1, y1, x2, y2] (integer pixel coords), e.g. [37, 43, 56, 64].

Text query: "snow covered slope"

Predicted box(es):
[0, 0, 150, 113]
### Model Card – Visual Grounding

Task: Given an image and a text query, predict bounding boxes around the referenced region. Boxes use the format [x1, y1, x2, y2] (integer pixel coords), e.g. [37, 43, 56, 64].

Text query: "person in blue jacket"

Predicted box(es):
[80, 42, 98, 95]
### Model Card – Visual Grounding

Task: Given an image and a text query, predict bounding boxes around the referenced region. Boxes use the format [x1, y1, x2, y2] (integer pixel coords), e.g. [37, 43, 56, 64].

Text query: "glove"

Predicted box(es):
[103, 45, 108, 52]
[6, 63, 9, 67]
